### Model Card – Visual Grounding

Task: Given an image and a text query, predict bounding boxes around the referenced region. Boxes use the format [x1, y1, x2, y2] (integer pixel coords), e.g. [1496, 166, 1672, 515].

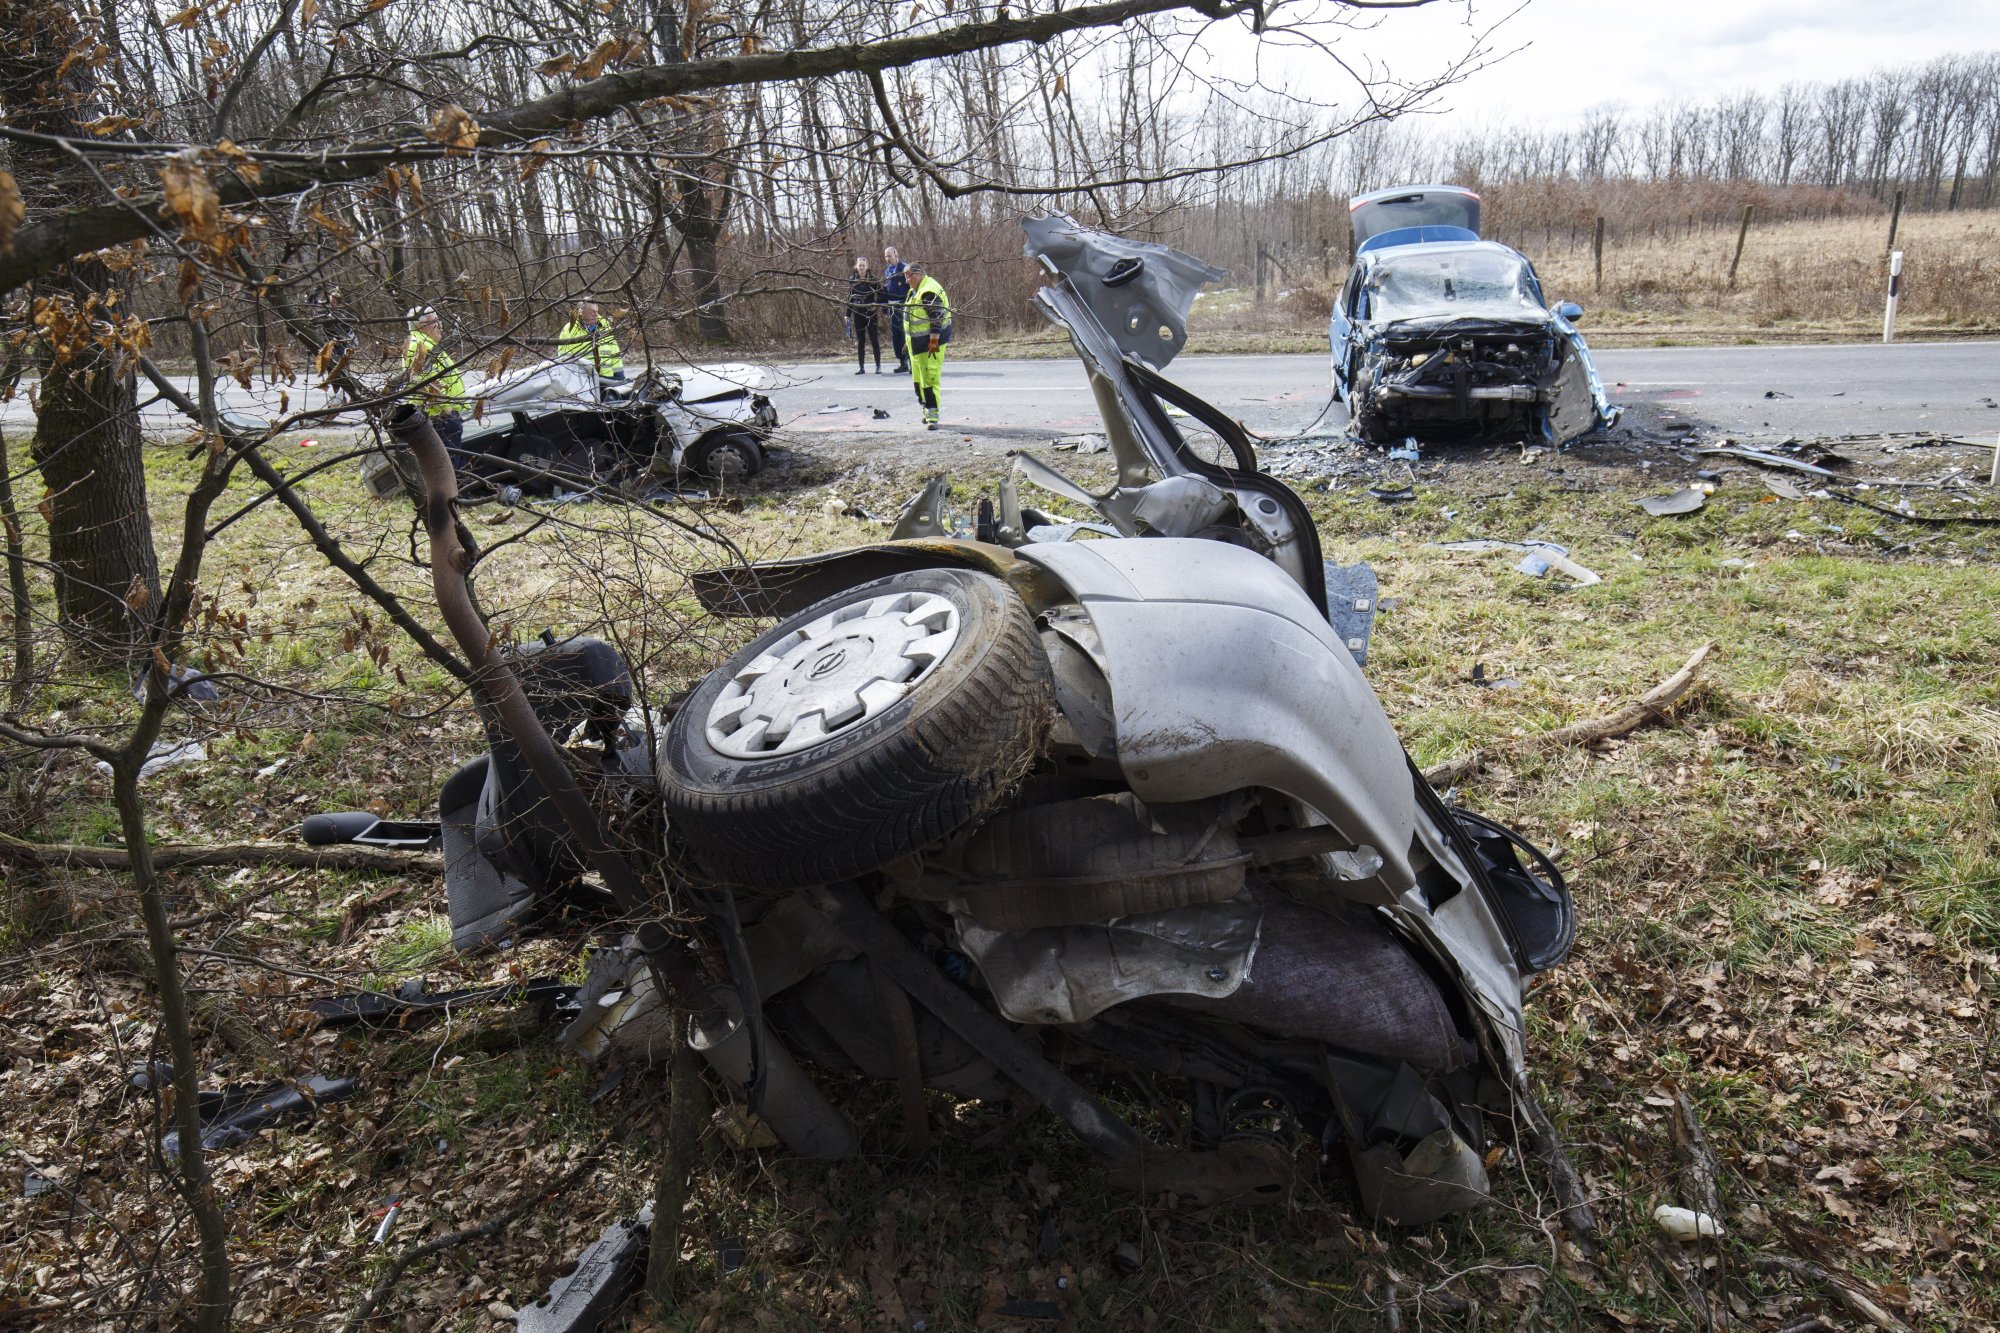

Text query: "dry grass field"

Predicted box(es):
[959, 208, 2000, 358]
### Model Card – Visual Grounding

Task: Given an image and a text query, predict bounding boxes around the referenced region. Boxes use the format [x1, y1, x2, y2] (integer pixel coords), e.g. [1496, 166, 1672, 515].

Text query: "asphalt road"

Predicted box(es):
[771, 339, 2000, 443]
[3, 340, 1993, 445]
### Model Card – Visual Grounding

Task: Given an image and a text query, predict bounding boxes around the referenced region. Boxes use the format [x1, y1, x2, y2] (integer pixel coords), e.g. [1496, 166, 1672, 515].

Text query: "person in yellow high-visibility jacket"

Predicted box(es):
[556, 300, 624, 386]
[901, 261, 952, 430]
[403, 305, 469, 462]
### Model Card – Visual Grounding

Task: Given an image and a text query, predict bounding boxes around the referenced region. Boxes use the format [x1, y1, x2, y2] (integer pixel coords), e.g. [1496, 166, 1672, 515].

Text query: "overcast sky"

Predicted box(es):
[1324, 0, 2000, 126]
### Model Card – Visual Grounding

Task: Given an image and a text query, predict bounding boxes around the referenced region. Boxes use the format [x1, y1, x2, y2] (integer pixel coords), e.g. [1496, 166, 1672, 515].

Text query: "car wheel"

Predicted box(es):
[696, 432, 761, 485]
[660, 568, 1053, 890]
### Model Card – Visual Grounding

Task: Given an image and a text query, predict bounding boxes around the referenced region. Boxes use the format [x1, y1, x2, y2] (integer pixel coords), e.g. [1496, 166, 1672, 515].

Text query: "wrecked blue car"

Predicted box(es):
[1330, 185, 1620, 446]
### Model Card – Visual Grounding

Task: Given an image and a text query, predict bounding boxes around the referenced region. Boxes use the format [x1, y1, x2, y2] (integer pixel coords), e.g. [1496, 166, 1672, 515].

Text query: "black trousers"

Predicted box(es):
[888, 307, 908, 366]
[854, 318, 881, 369]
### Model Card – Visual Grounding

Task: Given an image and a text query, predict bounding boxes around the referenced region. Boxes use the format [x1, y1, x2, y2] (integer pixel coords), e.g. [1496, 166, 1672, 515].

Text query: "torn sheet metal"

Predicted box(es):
[1637, 487, 1707, 517]
[955, 899, 1263, 1025]
[1021, 214, 1222, 370]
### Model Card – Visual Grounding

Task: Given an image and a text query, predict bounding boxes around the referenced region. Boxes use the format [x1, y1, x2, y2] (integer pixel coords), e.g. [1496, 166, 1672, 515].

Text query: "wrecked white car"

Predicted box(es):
[1331, 184, 1620, 447]
[449, 358, 776, 494]
[330, 215, 1581, 1228]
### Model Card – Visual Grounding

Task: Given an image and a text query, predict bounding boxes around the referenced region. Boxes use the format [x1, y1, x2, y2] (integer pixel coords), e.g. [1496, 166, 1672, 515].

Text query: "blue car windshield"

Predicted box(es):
[1368, 250, 1542, 324]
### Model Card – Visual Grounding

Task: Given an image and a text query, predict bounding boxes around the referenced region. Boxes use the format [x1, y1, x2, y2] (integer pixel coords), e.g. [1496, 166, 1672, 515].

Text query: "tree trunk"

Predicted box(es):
[30, 348, 158, 658]
[685, 222, 730, 343]
[1, 0, 160, 661]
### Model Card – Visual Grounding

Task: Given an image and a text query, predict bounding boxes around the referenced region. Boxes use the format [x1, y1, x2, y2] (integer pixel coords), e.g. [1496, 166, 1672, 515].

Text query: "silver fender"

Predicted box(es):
[1018, 537, 1528, 1071]
[1019, 538, 1418, 898]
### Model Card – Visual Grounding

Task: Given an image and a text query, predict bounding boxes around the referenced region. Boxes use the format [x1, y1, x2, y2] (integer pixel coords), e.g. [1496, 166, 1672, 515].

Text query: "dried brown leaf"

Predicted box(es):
[574, 37, 623, 80]
[427, 103, 480, 154]
[158, 155, 220, 241]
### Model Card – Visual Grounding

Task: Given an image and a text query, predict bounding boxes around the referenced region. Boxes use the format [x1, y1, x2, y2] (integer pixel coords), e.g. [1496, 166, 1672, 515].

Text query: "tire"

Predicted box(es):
[693, 431, 760, 485]
[661, 568, 1052, 890]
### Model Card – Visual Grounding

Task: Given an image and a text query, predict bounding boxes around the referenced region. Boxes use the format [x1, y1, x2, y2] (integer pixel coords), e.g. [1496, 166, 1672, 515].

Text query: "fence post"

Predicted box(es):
[1882, 249, 1904, 343]
[1593, 216, 1604, 293]
[1886, 188, 1905, 253]
[1255, 242, 1267, 302]
[1727, 205, 1753, 288]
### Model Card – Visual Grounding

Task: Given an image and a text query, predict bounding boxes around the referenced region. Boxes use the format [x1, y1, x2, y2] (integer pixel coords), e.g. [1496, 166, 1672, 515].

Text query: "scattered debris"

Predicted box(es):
[370, 1196, 403, 1246]
[1112, 1240, 1143, 1275]
[1698, 444, 1840, 479]
[1387, 438, 1420, 463]
[1763, 476, 1806, 500]
[1440, 539, 1601, 588]
[131, 664, 219, 705]
[1370, 481, 1416, 504]
[514, 1205, 652, 1333]
[160, 1073, 358, 1157]
[872, 408, 891, 420]
[94, 739, 207, 780]
[1654, 1204, 1724, 1241]
[1470, 663, 1520, 689]
[1637, 487, 1707, 517]
[1052, 433, 1109, 454]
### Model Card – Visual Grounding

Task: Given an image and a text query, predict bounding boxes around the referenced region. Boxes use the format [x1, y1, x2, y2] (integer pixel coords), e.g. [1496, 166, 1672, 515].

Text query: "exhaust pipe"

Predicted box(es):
[690, 988, 858, 1160]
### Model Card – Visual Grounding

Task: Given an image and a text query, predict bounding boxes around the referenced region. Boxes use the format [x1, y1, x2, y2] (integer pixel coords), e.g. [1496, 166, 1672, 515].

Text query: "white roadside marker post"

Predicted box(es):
[1989, 431, 1999, 489]
[1882, 250, 1904, 343]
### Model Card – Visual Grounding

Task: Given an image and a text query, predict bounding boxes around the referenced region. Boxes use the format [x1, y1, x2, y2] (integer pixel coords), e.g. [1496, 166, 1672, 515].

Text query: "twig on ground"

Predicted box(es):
[337, 1146, 604, 1333]
[1424, 642, 1716, 788]
[1752, 1253, 1909, 1332]
[0, 831, 442, 877]
[645, 1031, 708, 1307]
[1669, 1087, 1726, 1224]
[1516, 1084, 1601, 1253]
[1667, 1087, 1732, 1330]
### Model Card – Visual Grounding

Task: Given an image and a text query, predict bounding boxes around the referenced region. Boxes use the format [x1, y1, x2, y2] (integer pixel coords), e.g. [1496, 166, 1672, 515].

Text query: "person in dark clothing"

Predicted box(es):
[846, 257, 884, 374]
[881, 245, 911, 373]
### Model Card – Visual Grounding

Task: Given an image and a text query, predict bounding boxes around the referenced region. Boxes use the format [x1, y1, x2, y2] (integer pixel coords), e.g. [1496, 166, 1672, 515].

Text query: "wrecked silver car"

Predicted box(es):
[1331, 184, 1620, 447]
[333, 215, 1579, 1227]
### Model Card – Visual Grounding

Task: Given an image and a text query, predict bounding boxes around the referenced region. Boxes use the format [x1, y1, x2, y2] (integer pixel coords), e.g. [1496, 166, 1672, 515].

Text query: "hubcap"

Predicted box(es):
[704, 590, 960, 757]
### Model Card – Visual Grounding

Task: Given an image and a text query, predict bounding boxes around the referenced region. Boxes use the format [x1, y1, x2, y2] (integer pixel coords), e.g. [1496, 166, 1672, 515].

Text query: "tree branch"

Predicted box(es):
[0, 0, 1261, 293]
[0, 830, 442, 877]
[1423, 642, 1716, 788]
